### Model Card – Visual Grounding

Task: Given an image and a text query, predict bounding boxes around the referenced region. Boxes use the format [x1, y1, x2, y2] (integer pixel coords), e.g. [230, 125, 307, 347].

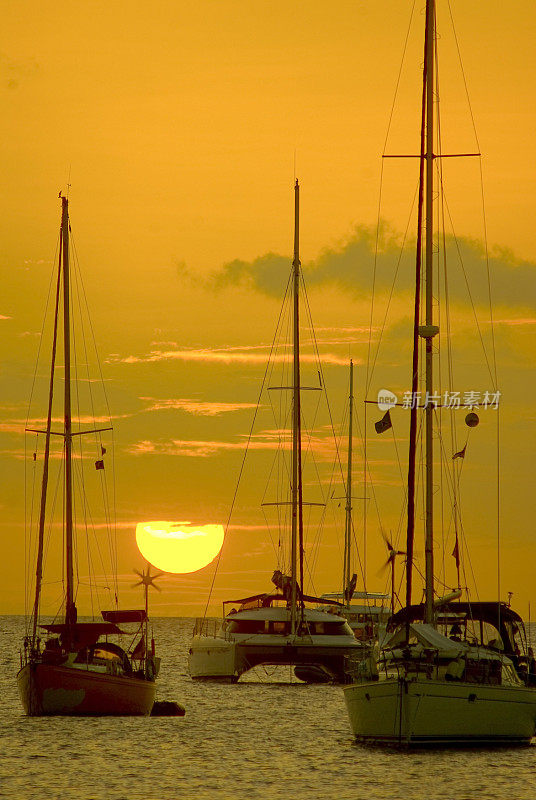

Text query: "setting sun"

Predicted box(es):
[135, 521, 224, 574]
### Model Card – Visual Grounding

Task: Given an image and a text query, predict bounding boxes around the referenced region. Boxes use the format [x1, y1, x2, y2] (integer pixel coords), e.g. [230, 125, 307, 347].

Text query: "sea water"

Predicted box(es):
[1, 615, 535, 800]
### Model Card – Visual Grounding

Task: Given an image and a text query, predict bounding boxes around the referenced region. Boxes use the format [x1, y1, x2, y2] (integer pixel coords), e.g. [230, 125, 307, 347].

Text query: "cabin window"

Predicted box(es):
[312, 621, 348, 636]
[271, 621, 288, 635]
[227, 620, 265, 634]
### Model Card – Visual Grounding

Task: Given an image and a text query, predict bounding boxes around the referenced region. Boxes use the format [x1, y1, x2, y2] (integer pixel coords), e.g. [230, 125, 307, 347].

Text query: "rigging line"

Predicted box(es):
[436, 95, 463, 586]
[366, 183, 419, 392]
[301, 278, 363, 587]
[261, 504, 280, 563]
[496, 406, 501, 610]
[70, 230, 115, 420]
[478, 159, 498, 389]
[70, 232, 117, 588]
[366, 0, 417, 400]
[201, 269, 295, 620]
[382, 0, 418, 157]
[437, 184, 496, 387]
[72, 454, 112, 602]
[26, 234, 61, 429]
[24, 236, 61, 628]
[301, 278, 346, 494]
[446, 0, 481, 153]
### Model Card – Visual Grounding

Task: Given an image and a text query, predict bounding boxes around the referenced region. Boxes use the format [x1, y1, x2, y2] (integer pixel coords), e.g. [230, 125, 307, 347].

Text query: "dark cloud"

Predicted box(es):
[208, 223, 536, 311]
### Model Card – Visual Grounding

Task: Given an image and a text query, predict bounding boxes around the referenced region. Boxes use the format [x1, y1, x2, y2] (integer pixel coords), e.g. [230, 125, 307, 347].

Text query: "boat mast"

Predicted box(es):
[61, 195, 76, 629]
[405, 0, 430, 631]
[290, 179, 302, 635]
[423, 0, 436, 625]
[343, 360, 354, 603]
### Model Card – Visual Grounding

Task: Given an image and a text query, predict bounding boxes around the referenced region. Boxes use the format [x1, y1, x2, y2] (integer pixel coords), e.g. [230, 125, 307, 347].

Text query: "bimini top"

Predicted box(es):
[388, 602, 523, 657]
[101, 609, 147, 624]
[389, 602, 523, 628]
[224, 592, 343, 610]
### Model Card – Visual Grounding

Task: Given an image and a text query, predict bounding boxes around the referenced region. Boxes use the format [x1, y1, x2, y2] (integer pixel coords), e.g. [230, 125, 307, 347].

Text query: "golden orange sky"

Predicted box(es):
[1, 1, 535, 618]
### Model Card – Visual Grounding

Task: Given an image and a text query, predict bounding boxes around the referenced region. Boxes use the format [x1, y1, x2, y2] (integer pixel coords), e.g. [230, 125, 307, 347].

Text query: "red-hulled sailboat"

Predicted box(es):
[17, 194, 158, 716]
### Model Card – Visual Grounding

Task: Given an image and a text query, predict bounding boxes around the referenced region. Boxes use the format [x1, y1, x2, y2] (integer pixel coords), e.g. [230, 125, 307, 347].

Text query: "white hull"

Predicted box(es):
[189, 636, 239, 682]
[189, 633, 363, 682]
[344, 677, 536, 747]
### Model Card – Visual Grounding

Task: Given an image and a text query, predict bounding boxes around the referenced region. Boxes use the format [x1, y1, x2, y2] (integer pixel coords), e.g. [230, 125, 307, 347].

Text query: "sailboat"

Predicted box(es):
[17, 194, 158, 716]
[343, 0, 536, 746]
[316, 360, 389, 646]
[188, 181, 362, 683]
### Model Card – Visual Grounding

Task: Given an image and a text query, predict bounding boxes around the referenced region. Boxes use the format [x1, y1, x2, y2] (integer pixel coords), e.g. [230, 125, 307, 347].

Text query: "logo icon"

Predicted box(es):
[377, 389, 397, 412]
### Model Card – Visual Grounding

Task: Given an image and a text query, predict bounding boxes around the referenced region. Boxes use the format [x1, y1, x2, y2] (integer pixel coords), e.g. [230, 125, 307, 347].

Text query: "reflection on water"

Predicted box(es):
[2, 616, 536, 800]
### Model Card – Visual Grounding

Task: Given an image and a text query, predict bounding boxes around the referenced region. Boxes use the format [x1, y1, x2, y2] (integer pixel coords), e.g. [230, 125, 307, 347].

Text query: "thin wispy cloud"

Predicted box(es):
[127, 437, 280, 458]
[491, 318, 536, 326]
[110, 346, 353, 367]
[127, 428, 347, 461]
[139, 397, 258, 416]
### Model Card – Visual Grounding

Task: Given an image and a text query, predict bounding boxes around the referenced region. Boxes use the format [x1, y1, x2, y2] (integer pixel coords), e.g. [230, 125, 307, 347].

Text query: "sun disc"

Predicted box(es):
[135, 521, 224, 574]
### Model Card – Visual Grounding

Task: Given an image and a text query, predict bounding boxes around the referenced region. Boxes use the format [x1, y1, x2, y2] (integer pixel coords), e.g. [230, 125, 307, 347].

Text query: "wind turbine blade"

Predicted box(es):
[381, 529, 394, 553]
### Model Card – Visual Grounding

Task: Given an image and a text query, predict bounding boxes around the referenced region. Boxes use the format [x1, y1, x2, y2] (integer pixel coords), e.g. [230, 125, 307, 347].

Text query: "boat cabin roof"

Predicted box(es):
[39, 621, 124, 648]
[389, 601, 523, 627]
[388, 602, 523, 655]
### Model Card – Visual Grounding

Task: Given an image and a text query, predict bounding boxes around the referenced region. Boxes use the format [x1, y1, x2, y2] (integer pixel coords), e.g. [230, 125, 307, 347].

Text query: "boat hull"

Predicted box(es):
[189, 634, 362, 682]
[343, 676, 536, 747]
[17, 662, 156, 716]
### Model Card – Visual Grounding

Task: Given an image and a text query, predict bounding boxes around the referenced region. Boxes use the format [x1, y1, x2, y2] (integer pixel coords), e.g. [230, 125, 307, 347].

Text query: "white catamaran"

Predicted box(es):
[343, 0, 536, 746]
[189, 181, 362, 683]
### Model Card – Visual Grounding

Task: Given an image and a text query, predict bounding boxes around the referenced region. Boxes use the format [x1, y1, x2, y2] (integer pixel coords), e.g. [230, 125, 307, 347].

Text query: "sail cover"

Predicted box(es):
[386, 622, 465, 657]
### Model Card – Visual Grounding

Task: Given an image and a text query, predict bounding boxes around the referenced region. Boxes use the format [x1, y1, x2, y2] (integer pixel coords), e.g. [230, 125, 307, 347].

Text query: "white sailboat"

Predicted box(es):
[343, 0, 536, 746]
[17, 194, 158, 716]
[189, 181, 362, 683]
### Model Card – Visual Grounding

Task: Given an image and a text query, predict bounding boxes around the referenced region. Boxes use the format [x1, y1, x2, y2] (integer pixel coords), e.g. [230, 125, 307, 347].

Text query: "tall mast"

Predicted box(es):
[423, 0, 436, 625]
[61, 195, 76, 628]
[343, 360, 354, 602]
[405, 0, 430, 631]
[290, 179, 301, 635]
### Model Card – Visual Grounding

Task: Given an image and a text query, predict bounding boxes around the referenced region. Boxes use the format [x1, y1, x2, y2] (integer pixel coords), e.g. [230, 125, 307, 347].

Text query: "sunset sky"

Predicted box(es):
[1, 1, 535, 620]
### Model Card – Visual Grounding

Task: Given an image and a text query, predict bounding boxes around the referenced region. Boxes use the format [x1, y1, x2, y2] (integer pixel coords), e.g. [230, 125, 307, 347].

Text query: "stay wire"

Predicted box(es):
[201, 271, 294, 619]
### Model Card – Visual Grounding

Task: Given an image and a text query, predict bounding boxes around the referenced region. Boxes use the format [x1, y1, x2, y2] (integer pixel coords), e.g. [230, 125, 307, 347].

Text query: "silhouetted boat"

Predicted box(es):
[17, 194, 158, 716]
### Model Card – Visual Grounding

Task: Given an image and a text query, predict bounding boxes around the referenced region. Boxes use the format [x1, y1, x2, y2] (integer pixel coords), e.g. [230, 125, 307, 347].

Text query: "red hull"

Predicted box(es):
[17, 662, 156, 716]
